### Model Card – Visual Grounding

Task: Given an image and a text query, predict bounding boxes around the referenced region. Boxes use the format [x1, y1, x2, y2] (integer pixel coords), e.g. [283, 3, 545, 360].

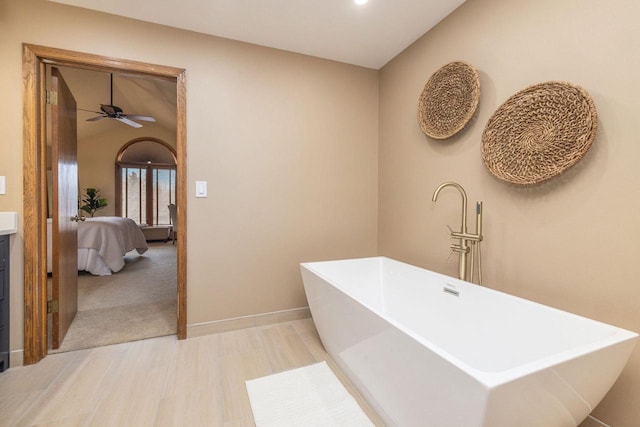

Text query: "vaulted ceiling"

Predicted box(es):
[48, 0, 466, 69]
[54, 66, 177, 141]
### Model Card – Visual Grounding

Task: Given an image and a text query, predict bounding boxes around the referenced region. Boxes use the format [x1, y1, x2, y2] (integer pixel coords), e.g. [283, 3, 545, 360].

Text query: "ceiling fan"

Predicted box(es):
[80, 73, 156, 128]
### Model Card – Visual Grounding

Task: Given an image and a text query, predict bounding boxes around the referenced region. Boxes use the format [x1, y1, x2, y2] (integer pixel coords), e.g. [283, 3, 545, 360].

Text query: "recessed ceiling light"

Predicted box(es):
[354, 0, 368, 5]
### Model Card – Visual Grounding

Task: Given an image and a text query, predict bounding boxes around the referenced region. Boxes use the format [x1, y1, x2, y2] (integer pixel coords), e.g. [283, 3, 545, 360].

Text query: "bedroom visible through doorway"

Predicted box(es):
[45, 65, 179, 353]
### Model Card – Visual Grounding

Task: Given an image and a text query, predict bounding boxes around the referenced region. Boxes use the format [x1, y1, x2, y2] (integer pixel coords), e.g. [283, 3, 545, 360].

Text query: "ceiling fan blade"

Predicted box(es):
[116, 117, 143, 128]
[124, 115, 156, 122]
[86, 115, 106, 122]
[78, 108, 103, 114]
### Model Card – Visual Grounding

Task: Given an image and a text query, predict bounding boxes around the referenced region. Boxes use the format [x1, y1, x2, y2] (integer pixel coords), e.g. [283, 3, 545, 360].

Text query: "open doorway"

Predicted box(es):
[23, 44, 187, 365]
[45, 66, 179, 352]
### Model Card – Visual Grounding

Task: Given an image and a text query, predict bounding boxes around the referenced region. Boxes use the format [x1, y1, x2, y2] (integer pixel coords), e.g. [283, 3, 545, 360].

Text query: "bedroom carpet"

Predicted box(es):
[49, 242, 177, 353]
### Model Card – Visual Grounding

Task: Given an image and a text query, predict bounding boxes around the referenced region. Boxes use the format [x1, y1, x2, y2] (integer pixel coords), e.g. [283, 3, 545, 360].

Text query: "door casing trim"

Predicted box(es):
[22, 43, 188, 365]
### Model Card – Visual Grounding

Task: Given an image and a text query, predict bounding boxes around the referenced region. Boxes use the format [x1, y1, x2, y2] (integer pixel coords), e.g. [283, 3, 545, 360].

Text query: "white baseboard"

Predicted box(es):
[187, 307, 311, 338]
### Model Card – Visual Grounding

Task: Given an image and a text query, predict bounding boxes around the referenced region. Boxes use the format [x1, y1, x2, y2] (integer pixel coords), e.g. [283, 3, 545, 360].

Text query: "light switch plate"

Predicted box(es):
[195, 181, 207, 198]
[0, 176, 5, 195]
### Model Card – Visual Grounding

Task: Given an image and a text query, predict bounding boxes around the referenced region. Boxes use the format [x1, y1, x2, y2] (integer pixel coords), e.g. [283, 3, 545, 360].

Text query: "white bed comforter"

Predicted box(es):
[78, 217, 148, 273]
[47, 217, 148, 275]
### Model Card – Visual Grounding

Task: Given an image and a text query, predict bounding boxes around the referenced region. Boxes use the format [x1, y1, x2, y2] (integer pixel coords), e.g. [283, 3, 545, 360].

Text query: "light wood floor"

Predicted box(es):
[0, 319, 384, 427]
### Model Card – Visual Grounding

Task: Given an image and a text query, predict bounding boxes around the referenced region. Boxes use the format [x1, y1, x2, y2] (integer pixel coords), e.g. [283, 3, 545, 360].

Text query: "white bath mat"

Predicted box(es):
[245, 361, 374, 427]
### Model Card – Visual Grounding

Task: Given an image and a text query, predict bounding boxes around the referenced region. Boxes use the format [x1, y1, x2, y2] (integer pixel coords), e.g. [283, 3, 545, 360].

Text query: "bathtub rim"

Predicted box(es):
[300, 256, 639, 389]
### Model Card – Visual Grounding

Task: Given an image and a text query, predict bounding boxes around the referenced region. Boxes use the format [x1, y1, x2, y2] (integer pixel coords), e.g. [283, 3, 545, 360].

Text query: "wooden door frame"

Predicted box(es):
[22, 44, 188, 365]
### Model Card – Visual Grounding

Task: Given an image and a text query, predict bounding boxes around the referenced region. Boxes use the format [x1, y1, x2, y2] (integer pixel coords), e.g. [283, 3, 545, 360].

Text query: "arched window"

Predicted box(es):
[115, 138, 177, 225]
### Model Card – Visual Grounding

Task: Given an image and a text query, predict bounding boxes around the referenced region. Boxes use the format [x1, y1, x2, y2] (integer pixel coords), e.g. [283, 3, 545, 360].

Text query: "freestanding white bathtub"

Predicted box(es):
[300, 257, 638, 427]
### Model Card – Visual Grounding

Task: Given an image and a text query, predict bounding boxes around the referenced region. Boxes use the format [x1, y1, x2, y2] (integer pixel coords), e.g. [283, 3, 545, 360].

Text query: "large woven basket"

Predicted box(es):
[481, 81, 598, 185]
[417, 61, 480, 139]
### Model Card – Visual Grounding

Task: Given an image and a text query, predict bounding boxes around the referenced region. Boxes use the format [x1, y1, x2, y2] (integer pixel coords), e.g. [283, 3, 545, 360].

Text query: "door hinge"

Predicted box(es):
[46, 91, 58, 105]
[47, 300, 59, 314]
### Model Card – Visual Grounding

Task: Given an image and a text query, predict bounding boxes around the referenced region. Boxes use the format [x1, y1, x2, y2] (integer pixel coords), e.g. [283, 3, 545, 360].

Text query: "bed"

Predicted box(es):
[47, 216, 148, 276]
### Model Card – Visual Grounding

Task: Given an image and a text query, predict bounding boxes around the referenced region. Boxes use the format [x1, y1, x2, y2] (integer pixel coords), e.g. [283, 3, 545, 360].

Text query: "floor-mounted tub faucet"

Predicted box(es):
[432, 182, 483, 285]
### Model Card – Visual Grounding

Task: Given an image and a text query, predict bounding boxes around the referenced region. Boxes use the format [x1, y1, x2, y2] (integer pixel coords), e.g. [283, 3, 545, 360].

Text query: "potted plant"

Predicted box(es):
[80, 187, 108, 217]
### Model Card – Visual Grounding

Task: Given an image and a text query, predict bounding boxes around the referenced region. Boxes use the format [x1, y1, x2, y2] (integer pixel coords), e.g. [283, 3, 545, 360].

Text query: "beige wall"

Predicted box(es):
[78, 127, 177, 217]
[0, 0, 378, 353]
[378, 0, 640, 425]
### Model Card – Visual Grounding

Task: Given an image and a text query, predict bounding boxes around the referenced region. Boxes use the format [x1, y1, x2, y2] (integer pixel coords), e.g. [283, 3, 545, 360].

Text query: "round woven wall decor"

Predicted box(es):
[481, 81, 598, 185]
[417, 61, 480, 139]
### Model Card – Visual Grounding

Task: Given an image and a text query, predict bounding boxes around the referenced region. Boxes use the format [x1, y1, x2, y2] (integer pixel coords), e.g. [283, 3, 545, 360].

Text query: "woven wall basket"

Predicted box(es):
[481, 81, 598, 185]
[417, 61, 480, 139]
